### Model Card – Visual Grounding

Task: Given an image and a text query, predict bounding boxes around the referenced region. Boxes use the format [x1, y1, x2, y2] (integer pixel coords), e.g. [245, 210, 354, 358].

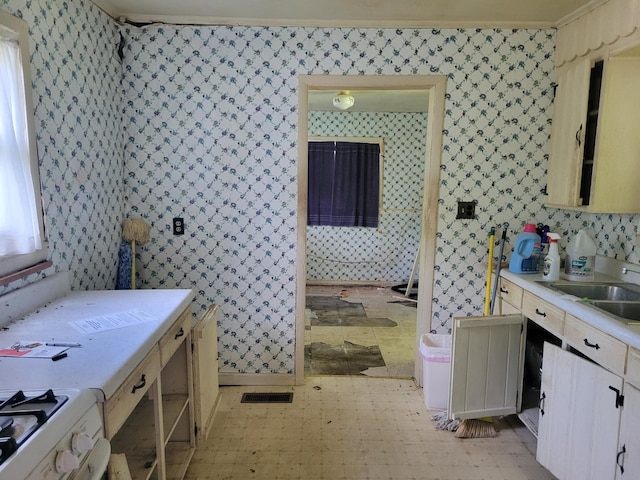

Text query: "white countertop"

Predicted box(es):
[501, 270, 640, 351]
[0, 287, 194, 400]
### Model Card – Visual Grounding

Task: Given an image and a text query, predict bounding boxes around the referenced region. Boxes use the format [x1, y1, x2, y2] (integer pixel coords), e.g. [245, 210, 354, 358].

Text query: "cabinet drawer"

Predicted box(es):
[627, 348, 640, 387]
[564, 314, 627, 376]
[499, 278, 523, 309]
[521, 291, 564, 337]
[104, 346, 161, 439]
[159, 307, 191, 366]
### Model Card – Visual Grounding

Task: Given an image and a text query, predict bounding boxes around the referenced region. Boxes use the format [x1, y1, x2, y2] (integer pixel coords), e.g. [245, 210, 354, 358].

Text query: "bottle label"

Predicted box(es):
[543, 258, 552, 277]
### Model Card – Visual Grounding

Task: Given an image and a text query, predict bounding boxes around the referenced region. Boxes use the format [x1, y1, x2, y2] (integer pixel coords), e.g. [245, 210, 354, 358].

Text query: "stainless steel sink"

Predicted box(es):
[535, 281, 640, 325]
[539, 282, 640, 302]
[588, 301, 640, 325]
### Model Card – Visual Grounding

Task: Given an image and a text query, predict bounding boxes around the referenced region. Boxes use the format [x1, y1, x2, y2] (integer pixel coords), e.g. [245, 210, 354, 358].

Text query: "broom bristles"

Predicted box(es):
[454, 418, 498, 438]
[122, 218, 150, 244]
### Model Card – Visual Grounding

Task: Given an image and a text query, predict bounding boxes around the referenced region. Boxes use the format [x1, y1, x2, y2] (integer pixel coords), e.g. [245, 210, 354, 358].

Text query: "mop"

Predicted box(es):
[122, 217, 150, 290]
[454, 226, 498, 438]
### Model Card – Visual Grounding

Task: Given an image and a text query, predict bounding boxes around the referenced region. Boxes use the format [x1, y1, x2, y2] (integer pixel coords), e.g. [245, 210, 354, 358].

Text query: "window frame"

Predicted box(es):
[0, 10, 49, 282]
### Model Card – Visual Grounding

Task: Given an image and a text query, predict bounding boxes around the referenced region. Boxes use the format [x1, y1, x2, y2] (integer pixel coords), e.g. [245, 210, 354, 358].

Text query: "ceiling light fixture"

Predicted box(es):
[332, 91, 355, 110]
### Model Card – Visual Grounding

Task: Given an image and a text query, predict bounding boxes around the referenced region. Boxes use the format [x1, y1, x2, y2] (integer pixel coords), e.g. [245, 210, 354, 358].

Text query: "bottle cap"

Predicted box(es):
[524, 223, 536, 233]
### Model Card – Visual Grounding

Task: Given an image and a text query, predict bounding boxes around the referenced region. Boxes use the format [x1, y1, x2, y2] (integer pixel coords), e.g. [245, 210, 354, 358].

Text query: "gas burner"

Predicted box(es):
[0, 390, 68, 466]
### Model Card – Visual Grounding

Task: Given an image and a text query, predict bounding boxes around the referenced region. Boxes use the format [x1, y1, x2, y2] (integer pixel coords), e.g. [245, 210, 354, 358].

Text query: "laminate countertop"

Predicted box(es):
[0, 278, 194, 401]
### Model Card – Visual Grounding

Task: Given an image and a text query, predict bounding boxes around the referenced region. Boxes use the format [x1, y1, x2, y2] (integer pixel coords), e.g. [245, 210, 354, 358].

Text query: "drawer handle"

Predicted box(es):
[500, 287, 508, 294]
[617, 444, 626, 475]
[174, 327, 185, 340]
[539, 391, 546, 416]
[575, 124, 583, 147]
[535, 308, 547, 317]
[131, 374, 146, 394]
[583, 338, 600, 350]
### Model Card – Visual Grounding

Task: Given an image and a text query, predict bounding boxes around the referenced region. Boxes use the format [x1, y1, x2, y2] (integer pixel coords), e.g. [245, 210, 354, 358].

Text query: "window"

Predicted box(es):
[0, 10, 47, 279]
[307, 138, 382, 228]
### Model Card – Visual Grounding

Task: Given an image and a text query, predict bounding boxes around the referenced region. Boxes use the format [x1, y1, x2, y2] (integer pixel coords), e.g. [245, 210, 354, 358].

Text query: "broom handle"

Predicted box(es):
[484, 228, 495, 316]
[131, 240, 136, 290]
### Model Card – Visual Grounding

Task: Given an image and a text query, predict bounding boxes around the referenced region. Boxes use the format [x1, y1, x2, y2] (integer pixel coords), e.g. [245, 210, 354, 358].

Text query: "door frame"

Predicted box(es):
[295, 75, 447, 385]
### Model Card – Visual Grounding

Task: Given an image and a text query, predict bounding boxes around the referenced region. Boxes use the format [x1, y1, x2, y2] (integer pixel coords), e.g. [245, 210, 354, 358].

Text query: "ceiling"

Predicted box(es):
[92, 0, 602, 29]
[309, 90, 430, 113]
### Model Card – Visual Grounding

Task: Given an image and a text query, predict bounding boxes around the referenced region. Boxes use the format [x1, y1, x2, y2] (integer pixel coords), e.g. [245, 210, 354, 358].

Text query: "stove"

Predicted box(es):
[0, 388, 110, 479]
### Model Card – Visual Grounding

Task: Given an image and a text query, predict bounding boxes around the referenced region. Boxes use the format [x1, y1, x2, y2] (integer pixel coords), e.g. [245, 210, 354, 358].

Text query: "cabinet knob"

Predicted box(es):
[175, 327, 185, 340]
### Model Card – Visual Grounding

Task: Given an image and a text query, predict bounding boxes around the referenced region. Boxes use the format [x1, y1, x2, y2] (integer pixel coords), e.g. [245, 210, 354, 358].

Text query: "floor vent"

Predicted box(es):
[241, 392, 293, 404]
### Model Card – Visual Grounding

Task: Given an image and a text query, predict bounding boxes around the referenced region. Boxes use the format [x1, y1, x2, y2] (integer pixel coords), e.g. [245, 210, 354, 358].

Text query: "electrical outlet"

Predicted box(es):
[456, 201, 476, 220]
[173, 218, 184, 235]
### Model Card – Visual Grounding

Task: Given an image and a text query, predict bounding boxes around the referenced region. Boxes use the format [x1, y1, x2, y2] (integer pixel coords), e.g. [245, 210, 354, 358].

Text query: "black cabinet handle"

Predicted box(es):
[132, 374, 146, 394]
[500, 287, 508, 294]
[174, 327, 185, 340]
[584, 338, 600, 350]
[539, 391, 546, 416]
[617, 444, 626, 475]
[576, 124, 583, 147]
[535, 308, 547, 317]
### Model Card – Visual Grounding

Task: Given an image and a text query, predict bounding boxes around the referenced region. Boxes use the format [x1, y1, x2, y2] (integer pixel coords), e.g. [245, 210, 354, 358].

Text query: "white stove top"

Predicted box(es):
[0, 388, 103, 479]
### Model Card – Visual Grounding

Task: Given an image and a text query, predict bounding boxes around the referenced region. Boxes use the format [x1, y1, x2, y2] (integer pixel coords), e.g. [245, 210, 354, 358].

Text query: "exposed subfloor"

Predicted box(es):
[305, 285, 417, 378]
[184, 377, 556, 480]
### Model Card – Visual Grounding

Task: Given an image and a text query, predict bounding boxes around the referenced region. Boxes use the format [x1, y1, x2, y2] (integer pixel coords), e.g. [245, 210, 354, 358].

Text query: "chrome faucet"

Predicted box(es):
[622, 267, 640, 275]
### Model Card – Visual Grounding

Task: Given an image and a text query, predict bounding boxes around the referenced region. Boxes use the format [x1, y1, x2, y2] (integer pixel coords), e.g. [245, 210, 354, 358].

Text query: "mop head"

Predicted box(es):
[454, 417, 498, 438]
[430, 411, 460, 432]
[122, 218, 150, 244]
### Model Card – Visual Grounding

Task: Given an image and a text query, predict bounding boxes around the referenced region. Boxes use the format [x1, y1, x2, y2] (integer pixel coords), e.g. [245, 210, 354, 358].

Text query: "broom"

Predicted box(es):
[122, 218, 150, 290]
[454, 226, 498, 439]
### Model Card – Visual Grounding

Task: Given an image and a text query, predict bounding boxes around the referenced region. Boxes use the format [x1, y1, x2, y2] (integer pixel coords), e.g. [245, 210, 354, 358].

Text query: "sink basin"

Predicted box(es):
[539, 282, 640, 302]
[588, 301, 640, 325]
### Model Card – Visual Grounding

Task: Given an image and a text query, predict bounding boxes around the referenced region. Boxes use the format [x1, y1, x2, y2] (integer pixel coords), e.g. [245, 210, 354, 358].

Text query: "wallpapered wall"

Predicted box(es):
[0, 0, 123, 296]
[2, 0, 639, 375]
[306, 111, 427, 283]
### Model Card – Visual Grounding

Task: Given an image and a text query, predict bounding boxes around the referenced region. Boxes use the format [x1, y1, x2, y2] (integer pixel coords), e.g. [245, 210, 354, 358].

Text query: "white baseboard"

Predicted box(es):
[218, 373, 296, 386]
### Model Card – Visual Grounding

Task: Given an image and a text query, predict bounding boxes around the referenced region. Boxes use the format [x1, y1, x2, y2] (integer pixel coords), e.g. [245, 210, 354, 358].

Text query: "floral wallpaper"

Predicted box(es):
[0, 0, 123, 295]
[1, 0, 638, 375]
[307, 111, 426, 282]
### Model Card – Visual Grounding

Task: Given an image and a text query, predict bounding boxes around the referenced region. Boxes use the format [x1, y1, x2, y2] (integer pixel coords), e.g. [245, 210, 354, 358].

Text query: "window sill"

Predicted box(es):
[0, 260, 53, 288]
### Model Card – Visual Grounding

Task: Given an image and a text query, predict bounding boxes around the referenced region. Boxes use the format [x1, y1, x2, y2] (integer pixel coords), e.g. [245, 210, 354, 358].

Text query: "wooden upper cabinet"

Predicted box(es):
[546, 51, 640, 213]
[546, 58, 591, 208]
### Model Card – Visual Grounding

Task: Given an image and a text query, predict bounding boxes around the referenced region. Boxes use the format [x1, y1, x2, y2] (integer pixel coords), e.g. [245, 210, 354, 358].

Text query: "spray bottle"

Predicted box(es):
[542, 233, 561, 281]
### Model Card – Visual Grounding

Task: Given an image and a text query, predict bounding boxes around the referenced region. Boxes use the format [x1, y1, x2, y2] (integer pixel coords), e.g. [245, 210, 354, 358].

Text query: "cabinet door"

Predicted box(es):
[193, 305, 220, 444]
[590, 57, 640, 212]
[449, 314, 523, 420]
[546, 58, 590, 207]
[537, 343, 622, 480]
[616, 382, 640, 478]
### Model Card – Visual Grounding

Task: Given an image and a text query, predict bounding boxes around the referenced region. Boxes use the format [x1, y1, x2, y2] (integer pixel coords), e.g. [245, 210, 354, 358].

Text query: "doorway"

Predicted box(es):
[295, 75, 447, 385]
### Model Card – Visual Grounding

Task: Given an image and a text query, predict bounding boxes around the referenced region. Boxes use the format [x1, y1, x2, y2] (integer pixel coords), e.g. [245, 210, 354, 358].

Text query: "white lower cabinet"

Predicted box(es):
[617, 382, 640, 478]
[450, 304, 630, 480]
[537, 343, 622, 480]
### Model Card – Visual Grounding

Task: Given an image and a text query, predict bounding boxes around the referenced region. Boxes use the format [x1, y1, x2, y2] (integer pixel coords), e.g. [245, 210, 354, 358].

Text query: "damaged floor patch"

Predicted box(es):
[304, 341, 386, 375]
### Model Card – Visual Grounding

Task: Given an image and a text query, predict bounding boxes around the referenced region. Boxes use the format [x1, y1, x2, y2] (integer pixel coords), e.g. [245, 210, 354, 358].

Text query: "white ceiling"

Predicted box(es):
[309, 90, 430, 113]
[92, 0, 603, 28]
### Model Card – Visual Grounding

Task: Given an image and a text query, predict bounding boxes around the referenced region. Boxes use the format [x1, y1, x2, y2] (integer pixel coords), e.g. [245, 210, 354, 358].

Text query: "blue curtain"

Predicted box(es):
[307, 141, 380, 227]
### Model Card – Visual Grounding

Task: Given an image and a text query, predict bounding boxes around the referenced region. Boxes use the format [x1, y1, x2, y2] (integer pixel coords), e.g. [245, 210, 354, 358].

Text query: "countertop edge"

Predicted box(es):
[501, 270, 640, 351]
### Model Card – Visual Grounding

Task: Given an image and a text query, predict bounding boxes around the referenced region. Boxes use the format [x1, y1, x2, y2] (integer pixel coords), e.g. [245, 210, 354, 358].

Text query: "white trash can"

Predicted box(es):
[420, 333, 452, 410]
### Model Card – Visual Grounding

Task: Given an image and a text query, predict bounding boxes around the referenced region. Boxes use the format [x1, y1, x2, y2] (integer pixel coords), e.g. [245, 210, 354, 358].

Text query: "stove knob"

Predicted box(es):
[72, 432, 94, 453]
[56, 450, 79, 474]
